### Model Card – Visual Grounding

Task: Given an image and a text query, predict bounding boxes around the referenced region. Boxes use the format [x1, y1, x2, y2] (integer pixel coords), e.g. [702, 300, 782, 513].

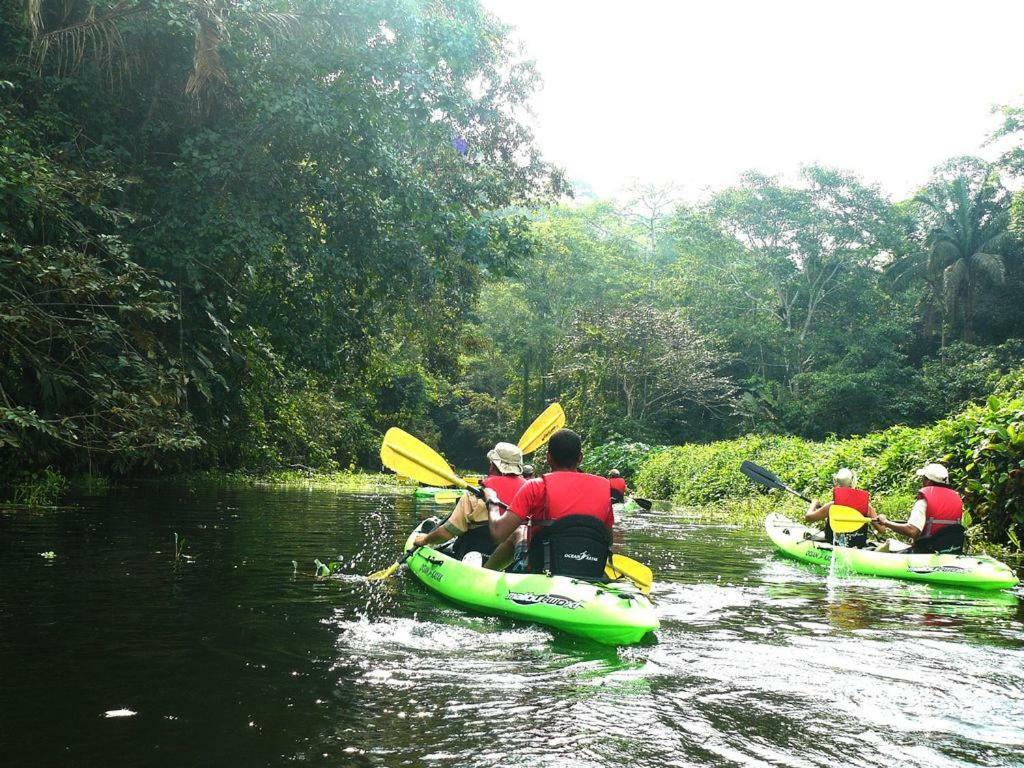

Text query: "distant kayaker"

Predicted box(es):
[608, 469, 627, 504]
[874, 463, 965, 554]
[486, 428, 614, 579]
[412, 442, 526, 563]
[805, 468, 876, 548]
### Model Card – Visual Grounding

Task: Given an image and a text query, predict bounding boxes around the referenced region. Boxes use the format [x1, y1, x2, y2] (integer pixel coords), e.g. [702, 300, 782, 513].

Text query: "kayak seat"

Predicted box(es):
[912, 523, 966, 555]
[451, 523, 496, 562]
[528, 514, 611, 579]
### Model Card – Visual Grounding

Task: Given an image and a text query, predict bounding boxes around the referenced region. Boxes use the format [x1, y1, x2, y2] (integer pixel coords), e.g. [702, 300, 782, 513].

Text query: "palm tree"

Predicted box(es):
[912, 168, 1009, 345]
[919, 180, 1008, 344]
[25, 0, 300, 108]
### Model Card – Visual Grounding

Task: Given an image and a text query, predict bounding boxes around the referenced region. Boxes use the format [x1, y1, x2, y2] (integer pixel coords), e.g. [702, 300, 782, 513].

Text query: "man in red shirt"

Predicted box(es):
[608, 469, 627, 504]
[486, 429, 613, 578]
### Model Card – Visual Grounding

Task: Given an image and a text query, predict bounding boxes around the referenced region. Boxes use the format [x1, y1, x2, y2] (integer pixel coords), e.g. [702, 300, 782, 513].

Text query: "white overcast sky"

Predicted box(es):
[481, 0, 1024, 201]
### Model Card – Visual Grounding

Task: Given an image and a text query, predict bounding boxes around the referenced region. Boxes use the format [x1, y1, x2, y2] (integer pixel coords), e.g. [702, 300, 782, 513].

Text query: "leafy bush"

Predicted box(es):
[633, 380, 1024, 548]
[582, 440, 668, 477]
[4, 468, 67, 506]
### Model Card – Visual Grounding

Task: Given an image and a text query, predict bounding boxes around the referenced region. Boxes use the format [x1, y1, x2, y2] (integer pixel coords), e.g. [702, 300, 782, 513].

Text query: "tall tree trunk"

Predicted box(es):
[519, 356, 530, 431]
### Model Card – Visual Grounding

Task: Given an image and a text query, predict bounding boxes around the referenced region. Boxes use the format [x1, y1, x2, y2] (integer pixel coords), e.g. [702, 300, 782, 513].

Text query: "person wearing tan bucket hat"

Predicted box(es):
[874, 462, 966, 554]
[412, 442, 526, 563]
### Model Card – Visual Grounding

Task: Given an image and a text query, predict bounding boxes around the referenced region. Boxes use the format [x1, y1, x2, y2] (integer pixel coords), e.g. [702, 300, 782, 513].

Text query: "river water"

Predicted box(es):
[1, 483, 1022, 767]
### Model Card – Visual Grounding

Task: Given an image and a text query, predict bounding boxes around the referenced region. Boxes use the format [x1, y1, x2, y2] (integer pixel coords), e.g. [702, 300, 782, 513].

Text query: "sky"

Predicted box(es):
[481, 0, 1024, 202]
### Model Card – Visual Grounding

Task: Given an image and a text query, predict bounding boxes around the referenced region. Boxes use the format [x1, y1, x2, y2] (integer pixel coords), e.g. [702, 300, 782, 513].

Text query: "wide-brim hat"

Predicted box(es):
[487, 442, 524, 475]
[916, 462, 949, 484]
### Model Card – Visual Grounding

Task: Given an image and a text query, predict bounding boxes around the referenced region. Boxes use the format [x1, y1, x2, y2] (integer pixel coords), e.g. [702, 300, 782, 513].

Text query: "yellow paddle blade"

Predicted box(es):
[367, 561, 402, 581]
[829, 504, 871, 534]
[604, 554, 653, 595]
[518, 403, 566, 455]
[380, 428, 467, 489]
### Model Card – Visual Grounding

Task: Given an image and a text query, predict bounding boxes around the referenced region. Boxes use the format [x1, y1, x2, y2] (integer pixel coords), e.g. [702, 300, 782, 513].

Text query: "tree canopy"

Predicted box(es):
[3, 0, 1024, 475]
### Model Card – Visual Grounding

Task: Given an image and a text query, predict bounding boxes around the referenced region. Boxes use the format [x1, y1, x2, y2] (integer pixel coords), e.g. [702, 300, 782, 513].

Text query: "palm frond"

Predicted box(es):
[31, 2, 141, 82]
[26, 0, 43, 37]
[185, 5, 230, 105]
[928, 239, 960, 274]
[942, 258, 968, 312]
[242, 11, 304, 37]
[970, 252, 1005, 285]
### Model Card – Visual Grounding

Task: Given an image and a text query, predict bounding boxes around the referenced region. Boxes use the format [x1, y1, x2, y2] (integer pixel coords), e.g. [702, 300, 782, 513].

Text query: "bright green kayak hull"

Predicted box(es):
[766, 513, 1019, 591]
[613, 497, 642, 516]
[404, 525, 659, 645]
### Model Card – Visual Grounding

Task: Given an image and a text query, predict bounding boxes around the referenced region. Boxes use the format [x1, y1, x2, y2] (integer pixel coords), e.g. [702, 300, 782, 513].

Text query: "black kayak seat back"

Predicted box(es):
[823, 519, 869, 548]
[912, 523, 966, 555]
[451, 523, 495, 561]
[527, 514, 611, 579]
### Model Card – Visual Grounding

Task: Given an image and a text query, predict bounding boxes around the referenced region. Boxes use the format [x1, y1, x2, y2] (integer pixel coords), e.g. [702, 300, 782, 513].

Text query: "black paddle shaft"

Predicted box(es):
[739, 461, 812, 503]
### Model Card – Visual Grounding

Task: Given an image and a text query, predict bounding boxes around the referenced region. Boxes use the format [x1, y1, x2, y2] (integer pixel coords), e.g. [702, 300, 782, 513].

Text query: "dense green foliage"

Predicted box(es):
[634, 371, 1024, 548]
[1, 0, 559, 474]
[3, 0, 1024, 492]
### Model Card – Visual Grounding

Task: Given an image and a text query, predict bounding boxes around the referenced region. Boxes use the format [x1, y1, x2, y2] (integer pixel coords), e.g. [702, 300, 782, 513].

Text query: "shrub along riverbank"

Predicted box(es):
[627, 372, 1024, 553]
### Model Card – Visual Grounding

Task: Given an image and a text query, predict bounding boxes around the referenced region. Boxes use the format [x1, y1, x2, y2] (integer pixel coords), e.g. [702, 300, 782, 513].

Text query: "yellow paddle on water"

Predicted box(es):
[604, 555, 653, 595]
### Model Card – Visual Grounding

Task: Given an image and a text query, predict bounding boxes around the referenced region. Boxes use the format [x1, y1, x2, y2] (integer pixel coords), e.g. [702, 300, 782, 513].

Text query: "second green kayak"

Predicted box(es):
[413, 486, 463, 505]
[766, 513, 1019, 591]
[613, 497, 643, 517]
[403, 521, 659, 645]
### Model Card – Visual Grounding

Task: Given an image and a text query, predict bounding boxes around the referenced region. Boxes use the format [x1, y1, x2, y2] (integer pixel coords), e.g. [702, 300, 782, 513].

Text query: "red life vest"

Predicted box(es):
[609, 477, 627, 495]
[542, 471, 614, 525]
[833, 486, 870, 515]
[918, 485, 963, 536]
[482, 474, 526, 506]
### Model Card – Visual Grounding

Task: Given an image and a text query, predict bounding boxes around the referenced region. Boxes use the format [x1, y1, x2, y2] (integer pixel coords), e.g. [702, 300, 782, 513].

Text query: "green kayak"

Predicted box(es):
[766, 513, 1019, 591]
[403, 521, 659, 645]
[413, 486, 463, 505]
[613, 497, 642, 517]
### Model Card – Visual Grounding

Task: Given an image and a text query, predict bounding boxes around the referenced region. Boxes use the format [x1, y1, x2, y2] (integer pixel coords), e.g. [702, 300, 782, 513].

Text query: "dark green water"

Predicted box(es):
[1, 483, 1022, 767]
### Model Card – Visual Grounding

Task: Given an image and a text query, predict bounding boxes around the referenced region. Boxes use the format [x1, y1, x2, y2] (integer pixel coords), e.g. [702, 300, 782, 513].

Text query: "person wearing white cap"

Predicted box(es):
[412, 442, 526, 563]
[804, 467, 877, 547]
[874, 462, 966, 553]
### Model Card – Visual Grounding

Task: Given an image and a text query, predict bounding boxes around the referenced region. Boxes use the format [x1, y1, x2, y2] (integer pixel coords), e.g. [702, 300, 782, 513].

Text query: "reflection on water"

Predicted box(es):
[0, 489, 1020, 767]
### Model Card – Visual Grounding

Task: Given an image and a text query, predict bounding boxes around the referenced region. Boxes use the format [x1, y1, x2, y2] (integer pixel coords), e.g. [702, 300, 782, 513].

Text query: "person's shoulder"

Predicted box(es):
[519, 477, 545, 495]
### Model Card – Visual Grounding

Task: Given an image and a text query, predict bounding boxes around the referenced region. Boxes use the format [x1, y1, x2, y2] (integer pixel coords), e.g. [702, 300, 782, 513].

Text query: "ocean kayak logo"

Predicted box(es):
[564, 550, 600, 563]
[506, 592, 582, 610]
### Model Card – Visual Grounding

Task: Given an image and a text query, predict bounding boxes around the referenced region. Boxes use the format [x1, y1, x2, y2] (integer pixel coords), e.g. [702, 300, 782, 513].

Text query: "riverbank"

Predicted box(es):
[629, 381, 1024, 560]
[1, 468, 417, 508]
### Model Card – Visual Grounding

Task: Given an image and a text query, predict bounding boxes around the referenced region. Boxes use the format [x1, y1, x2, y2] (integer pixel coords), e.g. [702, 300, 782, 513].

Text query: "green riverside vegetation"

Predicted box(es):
[629, 371, 1024, 551]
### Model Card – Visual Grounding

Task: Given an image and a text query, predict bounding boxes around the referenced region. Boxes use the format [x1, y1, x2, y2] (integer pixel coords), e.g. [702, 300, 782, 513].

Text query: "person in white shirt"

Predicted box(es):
[874, 463, 965, 553]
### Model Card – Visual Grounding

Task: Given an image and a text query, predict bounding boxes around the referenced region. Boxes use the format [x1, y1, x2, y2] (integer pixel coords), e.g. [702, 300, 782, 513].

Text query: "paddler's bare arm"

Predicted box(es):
[488, 506, 523, 544]
[414, 493, 474, 547]
[874, 515, 921, 540]
[805, 500, 829, 522]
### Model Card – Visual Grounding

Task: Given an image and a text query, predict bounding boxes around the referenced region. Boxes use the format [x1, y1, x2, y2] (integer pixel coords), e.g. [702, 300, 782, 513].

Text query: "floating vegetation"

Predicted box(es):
[314, 558, 344, 578]
[173, 532, 193, 564]
[39, 551, 56, 560]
